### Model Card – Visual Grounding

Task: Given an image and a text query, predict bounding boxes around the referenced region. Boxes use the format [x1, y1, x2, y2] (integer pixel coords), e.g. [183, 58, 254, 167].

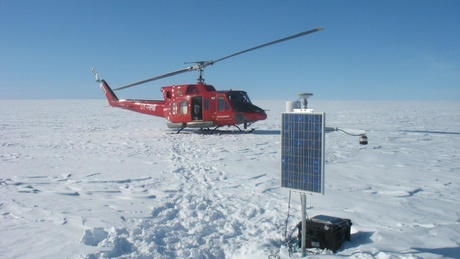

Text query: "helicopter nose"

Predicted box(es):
[241, 111, 267, 122]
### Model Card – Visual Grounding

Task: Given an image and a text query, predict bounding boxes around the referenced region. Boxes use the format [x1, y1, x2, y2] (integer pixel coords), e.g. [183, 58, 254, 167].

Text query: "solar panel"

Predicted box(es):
[281, 112, 325, 194]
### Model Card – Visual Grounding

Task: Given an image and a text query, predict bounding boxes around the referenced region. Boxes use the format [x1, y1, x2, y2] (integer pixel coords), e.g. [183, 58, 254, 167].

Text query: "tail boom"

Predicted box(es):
[92, 68, 166, 118]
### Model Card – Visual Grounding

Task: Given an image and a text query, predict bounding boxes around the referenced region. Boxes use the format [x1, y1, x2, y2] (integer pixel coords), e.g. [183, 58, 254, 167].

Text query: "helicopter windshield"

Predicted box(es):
[227, 91, 262, 112]
[228, 91, 251, 105]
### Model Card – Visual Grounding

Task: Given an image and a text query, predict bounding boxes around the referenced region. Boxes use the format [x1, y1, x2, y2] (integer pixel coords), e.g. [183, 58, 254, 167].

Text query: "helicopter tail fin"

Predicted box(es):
[92, 68, 119, 105]
[100, 80, 119, 105]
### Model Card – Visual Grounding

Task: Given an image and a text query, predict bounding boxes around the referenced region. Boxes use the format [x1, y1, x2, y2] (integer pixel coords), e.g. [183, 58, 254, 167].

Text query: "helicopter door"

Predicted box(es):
[191, 96, 202, 121]
[215, 96, 233, 123]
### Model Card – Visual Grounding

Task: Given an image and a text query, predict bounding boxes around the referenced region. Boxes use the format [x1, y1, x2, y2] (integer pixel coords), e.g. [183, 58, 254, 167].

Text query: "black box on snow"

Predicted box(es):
[297, 215, 352, 253]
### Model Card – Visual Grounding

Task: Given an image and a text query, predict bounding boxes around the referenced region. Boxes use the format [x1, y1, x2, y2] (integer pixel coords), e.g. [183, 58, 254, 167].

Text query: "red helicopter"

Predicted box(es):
[92, 27, 323, 133]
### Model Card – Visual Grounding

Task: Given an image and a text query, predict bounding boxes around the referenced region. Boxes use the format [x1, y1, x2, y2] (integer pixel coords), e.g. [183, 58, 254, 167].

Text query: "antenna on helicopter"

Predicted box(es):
[113, 27, 324, 91]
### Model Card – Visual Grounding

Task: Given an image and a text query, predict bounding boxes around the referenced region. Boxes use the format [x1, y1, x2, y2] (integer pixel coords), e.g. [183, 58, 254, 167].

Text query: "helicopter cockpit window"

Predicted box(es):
[227, 91, 251, 108]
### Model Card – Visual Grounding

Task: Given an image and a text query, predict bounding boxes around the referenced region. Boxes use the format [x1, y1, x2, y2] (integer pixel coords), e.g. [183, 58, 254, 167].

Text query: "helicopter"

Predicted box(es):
[92, 27, 323, 133]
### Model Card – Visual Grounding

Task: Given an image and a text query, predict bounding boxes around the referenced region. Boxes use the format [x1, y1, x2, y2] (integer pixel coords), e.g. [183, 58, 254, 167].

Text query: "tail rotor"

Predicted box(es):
[91, 68, 100, 82]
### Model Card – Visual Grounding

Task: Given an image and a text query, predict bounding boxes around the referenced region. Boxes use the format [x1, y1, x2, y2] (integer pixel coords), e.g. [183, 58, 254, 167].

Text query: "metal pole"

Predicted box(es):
[301, 193, 307, 257]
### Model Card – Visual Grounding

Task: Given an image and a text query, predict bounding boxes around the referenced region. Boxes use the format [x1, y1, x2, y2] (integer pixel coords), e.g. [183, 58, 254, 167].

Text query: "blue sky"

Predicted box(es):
[1, 0, 459, 100]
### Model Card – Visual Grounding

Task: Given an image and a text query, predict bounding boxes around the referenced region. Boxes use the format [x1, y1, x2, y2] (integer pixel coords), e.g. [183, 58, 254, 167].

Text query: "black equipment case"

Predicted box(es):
[297, 215, 352, 253]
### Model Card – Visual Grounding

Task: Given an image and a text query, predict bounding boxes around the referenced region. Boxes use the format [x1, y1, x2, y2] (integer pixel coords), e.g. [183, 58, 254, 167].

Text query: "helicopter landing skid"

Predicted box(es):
[215, 128, 255, 135]
[169, 125, 255, 134]
[208, 126, 255, 135]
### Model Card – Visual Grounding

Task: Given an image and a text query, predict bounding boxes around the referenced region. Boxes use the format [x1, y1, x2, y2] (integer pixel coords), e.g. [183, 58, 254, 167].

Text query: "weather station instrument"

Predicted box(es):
[281, 93, 362, 256]
[281, 93, 326, 256]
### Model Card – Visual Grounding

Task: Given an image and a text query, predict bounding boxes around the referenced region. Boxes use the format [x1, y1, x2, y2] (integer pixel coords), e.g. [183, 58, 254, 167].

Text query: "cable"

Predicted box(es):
[284, 190, 291, 240]
[268, 190, 295, 259]
[287, 225, 298, 256]
[284, 190, 294, 257]
[268, 251, 280, 259]
[281, 190, 299, 257]
[280, 191, 321, 258]
[337, 128, 365, 137]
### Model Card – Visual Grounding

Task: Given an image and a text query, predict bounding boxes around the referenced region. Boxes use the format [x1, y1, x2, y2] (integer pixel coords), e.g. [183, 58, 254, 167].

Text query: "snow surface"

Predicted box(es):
[1, 100, 459, 259]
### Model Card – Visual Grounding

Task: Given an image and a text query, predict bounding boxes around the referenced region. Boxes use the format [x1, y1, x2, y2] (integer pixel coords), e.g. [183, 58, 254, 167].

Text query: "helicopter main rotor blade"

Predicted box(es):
[208, 27, 324, 66]
[113, 66, 195, 91]
[113, 27, 323, 89]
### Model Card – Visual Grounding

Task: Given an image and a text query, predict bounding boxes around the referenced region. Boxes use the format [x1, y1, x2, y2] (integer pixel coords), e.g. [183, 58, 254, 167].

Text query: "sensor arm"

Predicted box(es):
[325, 127, 368, 145]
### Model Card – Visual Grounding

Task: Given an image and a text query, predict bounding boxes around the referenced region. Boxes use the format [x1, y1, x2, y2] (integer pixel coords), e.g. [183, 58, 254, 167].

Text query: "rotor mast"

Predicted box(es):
[184, 61, 208, 84]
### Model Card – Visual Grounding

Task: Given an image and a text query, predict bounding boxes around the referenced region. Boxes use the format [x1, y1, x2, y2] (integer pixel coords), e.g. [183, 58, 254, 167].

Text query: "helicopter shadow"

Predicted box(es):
[168, 128, 280, 135]
[410, 246, 460, 258]
[253, 130, 281, 135]
[398, 129, 460, 135]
